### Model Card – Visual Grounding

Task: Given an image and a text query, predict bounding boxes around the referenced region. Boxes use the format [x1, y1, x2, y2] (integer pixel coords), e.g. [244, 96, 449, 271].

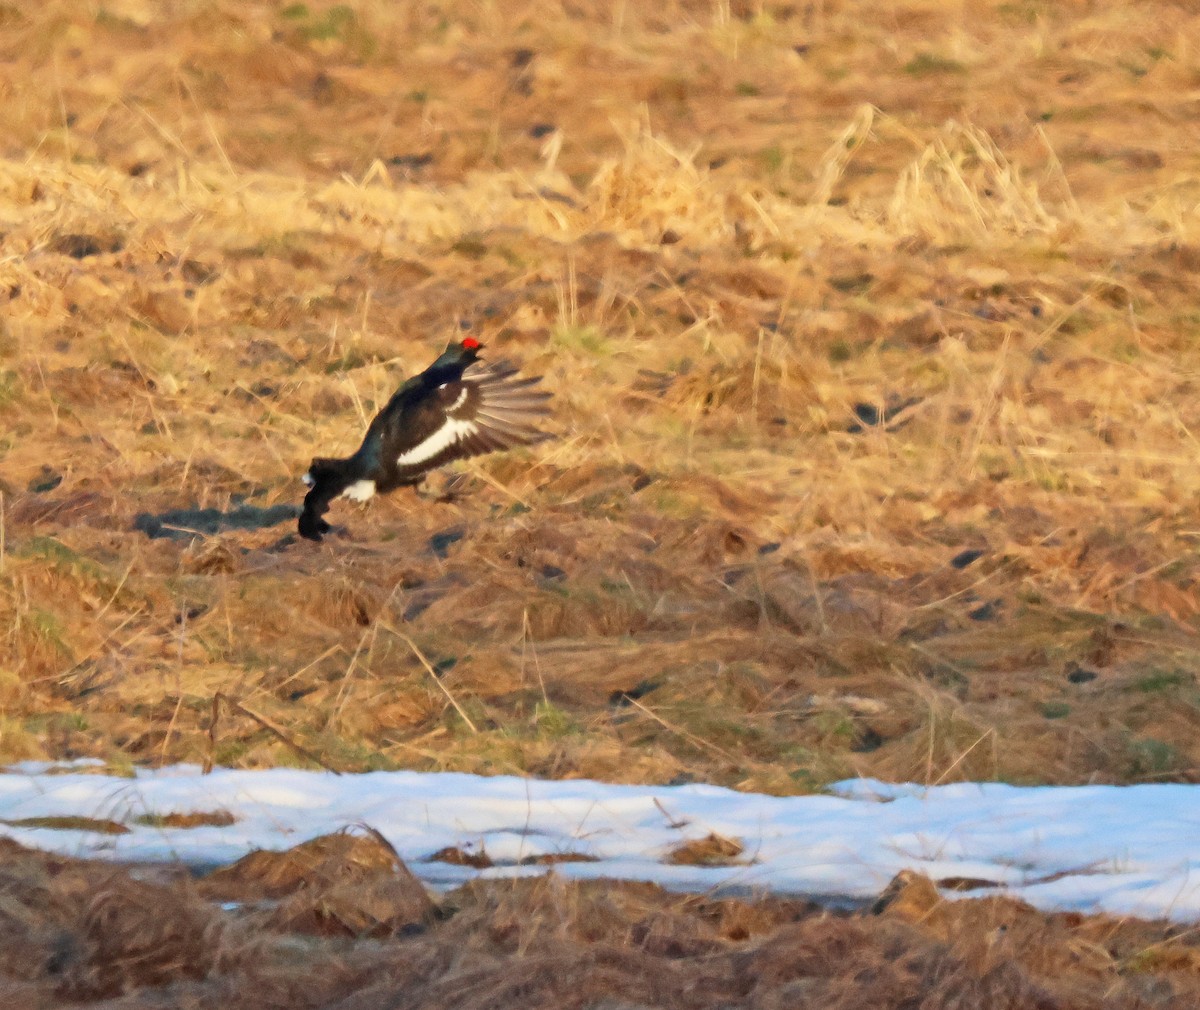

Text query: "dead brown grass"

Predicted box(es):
[0, 0, 1199, 816]
[0, 837, 1197, 1008]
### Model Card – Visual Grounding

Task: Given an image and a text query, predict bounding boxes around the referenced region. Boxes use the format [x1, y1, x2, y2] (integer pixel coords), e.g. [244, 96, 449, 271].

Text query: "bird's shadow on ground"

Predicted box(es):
[133, 502, 301, 541]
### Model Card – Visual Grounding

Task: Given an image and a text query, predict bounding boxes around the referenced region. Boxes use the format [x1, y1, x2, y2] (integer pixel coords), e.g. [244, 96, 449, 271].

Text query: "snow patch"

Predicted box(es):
[0, 765, 1197, 921]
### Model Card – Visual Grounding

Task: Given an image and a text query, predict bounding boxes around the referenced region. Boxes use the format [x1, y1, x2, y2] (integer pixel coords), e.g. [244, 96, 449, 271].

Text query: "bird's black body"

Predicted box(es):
[299, 339, 551, 541]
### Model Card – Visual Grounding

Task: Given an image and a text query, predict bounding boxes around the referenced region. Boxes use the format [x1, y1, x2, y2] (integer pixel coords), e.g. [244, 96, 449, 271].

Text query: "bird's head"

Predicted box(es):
[451, 335, 482, 359]
[429, 337, 484, 371]
[417, 337, 485, 385]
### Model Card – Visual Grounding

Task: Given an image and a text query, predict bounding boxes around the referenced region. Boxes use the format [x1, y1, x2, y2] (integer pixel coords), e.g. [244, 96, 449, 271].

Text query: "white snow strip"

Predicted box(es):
[395, 417, 476, 466]
[1, 764, 1199, 922]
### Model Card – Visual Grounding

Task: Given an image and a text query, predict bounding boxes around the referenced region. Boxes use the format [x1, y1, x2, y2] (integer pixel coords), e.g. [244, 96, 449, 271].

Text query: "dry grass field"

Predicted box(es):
[2, 0, 1200, 1001]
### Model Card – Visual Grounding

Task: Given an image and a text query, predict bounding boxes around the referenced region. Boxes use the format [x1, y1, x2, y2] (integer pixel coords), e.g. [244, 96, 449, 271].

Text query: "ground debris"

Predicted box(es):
[664, 833, 745, 866]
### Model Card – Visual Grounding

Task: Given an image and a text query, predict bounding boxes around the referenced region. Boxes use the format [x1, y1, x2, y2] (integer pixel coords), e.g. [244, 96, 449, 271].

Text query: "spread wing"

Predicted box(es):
[390, 361, 552, 477]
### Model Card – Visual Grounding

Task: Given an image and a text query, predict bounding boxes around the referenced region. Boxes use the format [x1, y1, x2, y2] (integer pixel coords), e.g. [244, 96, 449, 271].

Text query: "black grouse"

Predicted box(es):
[299, 337, 551, 541]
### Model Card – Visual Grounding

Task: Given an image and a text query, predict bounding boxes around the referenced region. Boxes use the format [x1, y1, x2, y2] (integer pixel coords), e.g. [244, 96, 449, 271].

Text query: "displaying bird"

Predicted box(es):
[298, 337, 551, 541]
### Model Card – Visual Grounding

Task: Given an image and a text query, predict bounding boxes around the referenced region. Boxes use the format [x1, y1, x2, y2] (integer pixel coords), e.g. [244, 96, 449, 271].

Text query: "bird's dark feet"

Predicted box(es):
[298, 517, 352, 542]
[298, 512, 333, 541]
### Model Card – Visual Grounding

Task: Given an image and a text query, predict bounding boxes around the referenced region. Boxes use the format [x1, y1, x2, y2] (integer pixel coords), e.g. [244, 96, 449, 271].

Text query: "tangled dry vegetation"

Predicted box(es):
[2, 1, 1200, 799]
[3, 832, 1200, 1009]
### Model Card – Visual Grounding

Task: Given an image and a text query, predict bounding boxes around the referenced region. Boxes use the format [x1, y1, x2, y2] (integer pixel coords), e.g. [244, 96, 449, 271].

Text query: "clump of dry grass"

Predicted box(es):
[201, 827, 437, 937]
[0, 838, 237, 1001]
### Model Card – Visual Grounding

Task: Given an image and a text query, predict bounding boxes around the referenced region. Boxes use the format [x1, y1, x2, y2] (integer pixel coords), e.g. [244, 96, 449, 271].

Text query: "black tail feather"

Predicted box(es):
[298, 458, 356, 541]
